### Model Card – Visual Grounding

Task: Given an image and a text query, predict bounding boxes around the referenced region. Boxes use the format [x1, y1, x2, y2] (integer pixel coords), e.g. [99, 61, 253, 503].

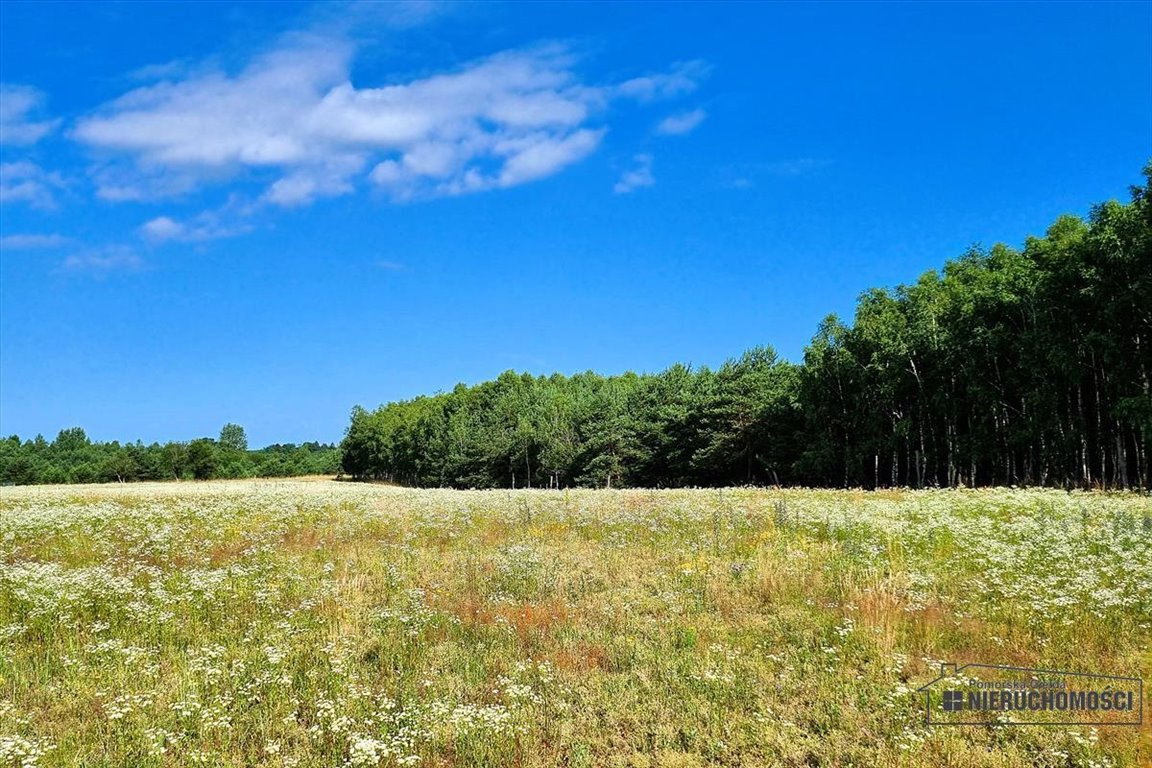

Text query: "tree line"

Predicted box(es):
[0, 423, 340, 485]
[342, 165, 1151, 490]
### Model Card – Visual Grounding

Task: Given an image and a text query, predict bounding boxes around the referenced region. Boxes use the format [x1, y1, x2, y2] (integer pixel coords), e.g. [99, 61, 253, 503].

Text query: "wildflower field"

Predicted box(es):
[0, 482, 1149, 767]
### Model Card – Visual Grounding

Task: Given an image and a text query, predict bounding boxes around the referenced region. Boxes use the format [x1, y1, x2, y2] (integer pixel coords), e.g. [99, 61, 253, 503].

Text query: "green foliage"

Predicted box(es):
[340, 347, 804, 489]
[791, 164, 1152, 489]
[4, 164, 1149, 491]
[186, 439, 218, 480]
[219, 422, 248, 452]
[342, 164, 1151, 490]
[0, 424, 341, 486]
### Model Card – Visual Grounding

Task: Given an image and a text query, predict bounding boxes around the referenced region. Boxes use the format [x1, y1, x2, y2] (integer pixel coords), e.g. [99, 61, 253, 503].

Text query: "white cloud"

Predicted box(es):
[0, 161, 67, 208]
[656, 108, 706, 136]
[498, 129, 604, 187]
[73, 40, 706, 205]
[141, 209, 252, 243]
[0, 85, 59, 145]
[59, 246, 143, 275]
[140, 216, 185, 241]
[616, 61, 709, 102]
[125, 58, 202, 84]
[716, 158, 830, 190]
[89, 165, 208, 202]
[0, 233, 71, 250]
[764, 157, 830, 176]
[614, 154, 654, 194]
[308, 0, 450, 35]
[263, 154, 363, 206]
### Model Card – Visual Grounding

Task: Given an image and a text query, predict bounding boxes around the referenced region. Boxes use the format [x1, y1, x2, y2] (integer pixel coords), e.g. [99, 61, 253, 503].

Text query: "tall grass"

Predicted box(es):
[0, 483, 1148, 767]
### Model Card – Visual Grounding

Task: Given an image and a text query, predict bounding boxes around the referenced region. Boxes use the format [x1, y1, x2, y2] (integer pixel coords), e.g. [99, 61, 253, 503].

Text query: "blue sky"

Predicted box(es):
[1, 1, 1150, 447]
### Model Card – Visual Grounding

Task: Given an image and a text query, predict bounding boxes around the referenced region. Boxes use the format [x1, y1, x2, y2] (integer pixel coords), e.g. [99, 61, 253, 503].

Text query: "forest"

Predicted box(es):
[341, 165, 1151, 490]
[0, 423, 340, 485]
[1, 166, 1148, 490]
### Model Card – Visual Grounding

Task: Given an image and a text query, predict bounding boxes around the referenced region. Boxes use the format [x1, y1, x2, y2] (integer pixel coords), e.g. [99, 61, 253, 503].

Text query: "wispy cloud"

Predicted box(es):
[124, 58, 203, 84]
[140, 216, 184, 241]
[717, 158, 832, 190]
[0, 85, 60, 146]
[0, 233, 72, 250]
[310, 0, 449, 32]
[0, 161, 67, 209]
[656, 108, 706, 136]
[72, 39, 707, 205]
[59, 246, 143, 275]
[764, 157, 831, 176]
[616, 61, 709, 102]
[614, 154, 654, 194]
[140, 209, 252, 243]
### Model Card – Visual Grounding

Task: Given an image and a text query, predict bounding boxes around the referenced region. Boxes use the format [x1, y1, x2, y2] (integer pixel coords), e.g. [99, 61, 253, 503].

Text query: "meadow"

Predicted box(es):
[0, 482, 1149, 767]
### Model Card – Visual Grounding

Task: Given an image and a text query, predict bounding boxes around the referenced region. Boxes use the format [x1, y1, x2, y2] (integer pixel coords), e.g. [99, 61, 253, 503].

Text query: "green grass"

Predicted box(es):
[0, 482, 1149, 767]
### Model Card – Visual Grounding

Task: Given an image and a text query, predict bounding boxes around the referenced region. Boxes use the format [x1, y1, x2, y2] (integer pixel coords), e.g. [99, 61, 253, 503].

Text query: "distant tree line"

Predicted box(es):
[0, 423, 340, 485]
[342, 165, 1151, 490]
